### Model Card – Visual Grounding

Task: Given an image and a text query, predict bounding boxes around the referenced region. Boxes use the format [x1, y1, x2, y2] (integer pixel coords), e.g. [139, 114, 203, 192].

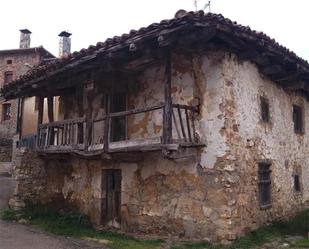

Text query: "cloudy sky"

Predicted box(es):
[1, 0, 308, 61]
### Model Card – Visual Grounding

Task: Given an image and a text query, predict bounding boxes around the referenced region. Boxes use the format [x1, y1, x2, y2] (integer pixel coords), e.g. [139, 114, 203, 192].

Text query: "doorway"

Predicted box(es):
[101, 169, 121, 228]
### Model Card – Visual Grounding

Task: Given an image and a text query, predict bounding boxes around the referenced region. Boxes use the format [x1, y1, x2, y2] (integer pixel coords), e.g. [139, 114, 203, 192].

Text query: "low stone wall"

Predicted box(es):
[9, 149, 64, 209]
[0, 139, 12, 162]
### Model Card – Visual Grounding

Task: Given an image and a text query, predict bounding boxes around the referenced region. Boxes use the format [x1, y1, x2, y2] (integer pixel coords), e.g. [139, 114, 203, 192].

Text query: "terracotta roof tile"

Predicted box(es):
[3, 10, 309, 97]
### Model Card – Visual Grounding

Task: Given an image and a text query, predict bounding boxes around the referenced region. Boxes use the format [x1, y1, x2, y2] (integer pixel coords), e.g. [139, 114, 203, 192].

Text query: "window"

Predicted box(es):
[2, 103, 11, 121]
[258, 162, 271, 208]
[260, 97, 270, 122]
[293, 174, 301, 192]
[6, 59, 12, 65]
[110, 93, 127, 142]
[4, 71, 13, 84]
[293, 105, 303, 133]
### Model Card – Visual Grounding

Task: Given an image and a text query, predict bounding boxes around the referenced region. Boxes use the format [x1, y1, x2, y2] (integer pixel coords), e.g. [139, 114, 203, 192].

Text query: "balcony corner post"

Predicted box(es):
[36, 96, 44, 149]
[162, 49, 173, 145]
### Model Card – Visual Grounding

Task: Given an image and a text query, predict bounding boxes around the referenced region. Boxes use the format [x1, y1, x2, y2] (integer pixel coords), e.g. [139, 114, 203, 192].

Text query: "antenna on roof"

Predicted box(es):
[193, 0, 211, 12]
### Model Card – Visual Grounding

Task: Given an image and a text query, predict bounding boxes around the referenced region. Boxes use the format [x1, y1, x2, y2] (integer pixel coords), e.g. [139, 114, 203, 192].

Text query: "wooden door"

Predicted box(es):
[102, 169, 121, 228]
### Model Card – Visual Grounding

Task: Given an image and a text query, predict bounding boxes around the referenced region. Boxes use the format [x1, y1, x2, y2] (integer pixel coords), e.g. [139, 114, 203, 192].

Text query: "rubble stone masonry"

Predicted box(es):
[11, 51, 309, 242]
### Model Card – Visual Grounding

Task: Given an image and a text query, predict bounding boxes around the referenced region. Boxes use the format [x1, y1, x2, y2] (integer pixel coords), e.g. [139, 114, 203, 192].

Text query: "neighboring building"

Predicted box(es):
[0, 29, 54, 160]
[2, 10, 309, 243]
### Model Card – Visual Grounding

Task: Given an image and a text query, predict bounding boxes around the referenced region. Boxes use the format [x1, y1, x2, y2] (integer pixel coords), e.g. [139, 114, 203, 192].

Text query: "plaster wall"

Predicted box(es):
[218, 54, 309, 237]
[12, 51, 309, 242]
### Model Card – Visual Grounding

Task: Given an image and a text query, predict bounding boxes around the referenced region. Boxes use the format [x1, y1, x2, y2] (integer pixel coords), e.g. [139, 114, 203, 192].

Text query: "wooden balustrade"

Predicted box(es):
[172, 104, 198, 143]
[35, 103, 199, 153]
[37, 117, 86, 149]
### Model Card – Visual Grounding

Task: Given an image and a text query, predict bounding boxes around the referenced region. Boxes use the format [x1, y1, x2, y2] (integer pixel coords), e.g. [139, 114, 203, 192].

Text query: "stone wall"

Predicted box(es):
[216, 53, 309, 237]
[10, 51, 309, 243]
[9, 149, 64, 209]
[0, 51, 41, 140]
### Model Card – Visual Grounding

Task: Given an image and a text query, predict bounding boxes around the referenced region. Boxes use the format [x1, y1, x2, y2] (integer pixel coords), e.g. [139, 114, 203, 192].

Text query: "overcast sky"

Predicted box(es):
[1, 0, 308, 61]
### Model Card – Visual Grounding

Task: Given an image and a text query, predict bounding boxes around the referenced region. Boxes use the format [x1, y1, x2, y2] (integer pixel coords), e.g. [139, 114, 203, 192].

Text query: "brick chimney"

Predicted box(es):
[58, 31, 72, 57]
[19, 29, 31, 49]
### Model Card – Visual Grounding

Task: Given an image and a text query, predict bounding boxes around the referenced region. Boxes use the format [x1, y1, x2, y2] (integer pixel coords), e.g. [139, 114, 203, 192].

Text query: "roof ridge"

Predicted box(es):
[3, 10, 309, 92]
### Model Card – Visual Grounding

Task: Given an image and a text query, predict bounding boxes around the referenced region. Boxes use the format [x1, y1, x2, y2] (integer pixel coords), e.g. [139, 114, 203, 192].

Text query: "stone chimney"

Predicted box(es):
[19, 29, 31, 49]
[58, 31, 72, 57]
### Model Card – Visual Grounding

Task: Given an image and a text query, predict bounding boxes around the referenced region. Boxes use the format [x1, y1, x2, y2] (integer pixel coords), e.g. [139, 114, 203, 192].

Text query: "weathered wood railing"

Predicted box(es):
[172, 104, 198, 143]
[18, 133, 37, 150]
[35, 103, 199, 153]
[37, 117, 86, 149]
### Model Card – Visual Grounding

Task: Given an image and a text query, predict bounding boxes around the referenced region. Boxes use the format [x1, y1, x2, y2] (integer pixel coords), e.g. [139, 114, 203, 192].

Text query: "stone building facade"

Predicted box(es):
[0, 31, 54, 162]
[3, 11, 309, 243]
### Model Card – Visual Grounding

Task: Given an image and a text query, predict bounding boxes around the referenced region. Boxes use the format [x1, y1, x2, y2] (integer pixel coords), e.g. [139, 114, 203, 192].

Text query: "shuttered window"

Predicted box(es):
[293, 105, 303, 133]
[260, 97, 270, 122]
[294, 174, 301, 192]
[4, 71, 13, 84]
[258, 162, 271, 208]
[2, 103, 11, 121]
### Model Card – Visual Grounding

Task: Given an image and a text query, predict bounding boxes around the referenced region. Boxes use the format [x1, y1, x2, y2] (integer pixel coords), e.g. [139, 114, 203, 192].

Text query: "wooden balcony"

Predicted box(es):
[34, 103, 203, 156]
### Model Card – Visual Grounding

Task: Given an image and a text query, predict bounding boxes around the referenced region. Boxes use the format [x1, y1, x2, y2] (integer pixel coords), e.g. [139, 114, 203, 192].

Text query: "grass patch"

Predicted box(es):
[0, 208, 18, 220]
[292, 238, 309, 248]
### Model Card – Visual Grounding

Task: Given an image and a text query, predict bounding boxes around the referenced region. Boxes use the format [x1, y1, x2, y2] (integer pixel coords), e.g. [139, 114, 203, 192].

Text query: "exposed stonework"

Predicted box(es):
[10, 51, 309, 243]
[0, 51, 41, 140]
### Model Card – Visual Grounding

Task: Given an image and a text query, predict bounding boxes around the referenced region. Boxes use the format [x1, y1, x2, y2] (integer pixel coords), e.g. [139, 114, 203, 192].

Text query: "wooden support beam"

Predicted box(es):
[47, 96, 54, 122]
[261, 65, 282, 75]
[104, 95, 110, 152]
[162, 49, 173, 144]
[36, 97, 44, 148]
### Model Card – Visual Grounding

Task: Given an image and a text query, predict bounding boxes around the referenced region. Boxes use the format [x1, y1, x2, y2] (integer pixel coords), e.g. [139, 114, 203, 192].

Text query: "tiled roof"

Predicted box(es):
[3, 10, 309, 97]
[0, 46, 54, 58]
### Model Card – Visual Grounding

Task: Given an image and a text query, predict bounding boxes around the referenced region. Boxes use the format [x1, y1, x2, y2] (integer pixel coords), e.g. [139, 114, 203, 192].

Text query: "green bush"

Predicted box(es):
[0, 208, 18, 220]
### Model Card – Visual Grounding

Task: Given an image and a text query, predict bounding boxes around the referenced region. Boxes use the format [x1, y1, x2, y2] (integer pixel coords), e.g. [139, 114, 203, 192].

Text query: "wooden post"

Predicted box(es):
[16, 98, 24, 139]
[104, 95, 110, 152]
[47, 96, 54, 145]
[36, 97, 44, 148]
[84, 76, 94, 151]
[162, 49, 172, 144]
[76, 84, 84, 144]
[47, 96, 54, 122]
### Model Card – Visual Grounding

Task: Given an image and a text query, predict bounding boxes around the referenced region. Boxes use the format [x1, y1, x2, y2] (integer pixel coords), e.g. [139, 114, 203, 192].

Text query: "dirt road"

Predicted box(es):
[0, 220, 105, 249]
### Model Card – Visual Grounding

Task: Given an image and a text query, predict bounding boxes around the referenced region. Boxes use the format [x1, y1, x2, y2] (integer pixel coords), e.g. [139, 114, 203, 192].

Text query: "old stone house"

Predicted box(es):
[0, 29, 54, 161]
[2, 10, 309, 242]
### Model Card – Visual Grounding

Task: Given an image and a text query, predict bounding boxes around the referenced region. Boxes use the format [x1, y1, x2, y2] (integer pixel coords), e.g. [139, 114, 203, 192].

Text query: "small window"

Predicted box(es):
[294, 174, 301, 192]
[258, 162, 271, 208]
[4, 71, 13, 84]
[6, 59, 12, 65]
[2, 103, 11, 121]
[260, 97, 270, 122]
[293, 105, 303, 133]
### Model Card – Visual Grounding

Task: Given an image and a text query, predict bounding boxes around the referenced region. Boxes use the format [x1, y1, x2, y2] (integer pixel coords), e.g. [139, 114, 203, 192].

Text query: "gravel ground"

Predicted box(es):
[0, 220, 106, 249]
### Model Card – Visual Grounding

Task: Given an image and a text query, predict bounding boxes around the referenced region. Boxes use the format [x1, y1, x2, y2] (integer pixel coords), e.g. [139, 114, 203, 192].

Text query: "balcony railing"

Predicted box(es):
[33, 103, 200, 154]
